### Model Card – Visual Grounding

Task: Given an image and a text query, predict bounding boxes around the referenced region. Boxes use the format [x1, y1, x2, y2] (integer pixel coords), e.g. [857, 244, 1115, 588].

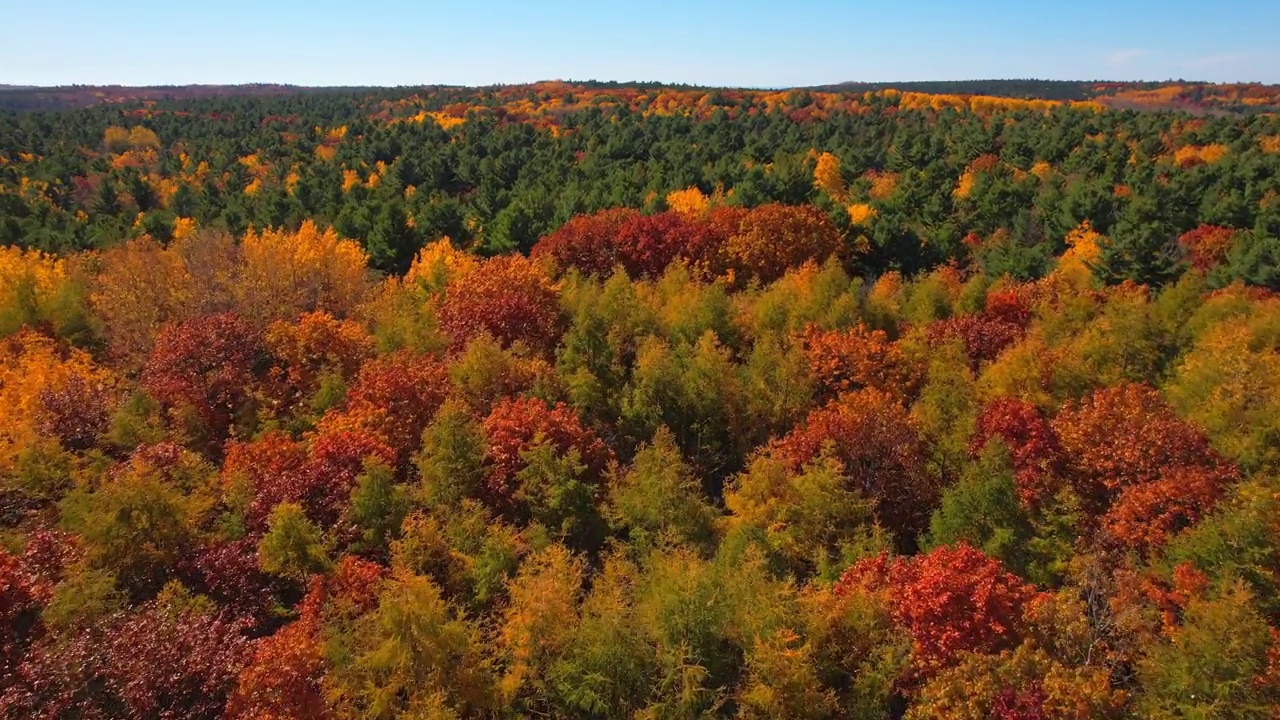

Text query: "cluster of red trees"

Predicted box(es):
[532, 203, 842, 284]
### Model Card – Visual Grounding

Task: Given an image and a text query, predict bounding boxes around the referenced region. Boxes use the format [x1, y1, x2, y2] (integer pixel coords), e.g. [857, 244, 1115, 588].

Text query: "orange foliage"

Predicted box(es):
[846, 202, 878, 225]
[438, 255, 563, 353]
[224, 620, 330, 720]
[836, 544, 1038, 678]
[340, 168, 361, 193]
[771, 388, 936, 539]
[722, 203, 842, 284]
[0, 330, 117, 470]
[1173, 143, 1229, 167]
[800, 324, 917, 401]
[866, 170, 899, 200]
[263, 311, 373, 415]
[316, 351, 449, 467]
[1053, 383, 1238, 549]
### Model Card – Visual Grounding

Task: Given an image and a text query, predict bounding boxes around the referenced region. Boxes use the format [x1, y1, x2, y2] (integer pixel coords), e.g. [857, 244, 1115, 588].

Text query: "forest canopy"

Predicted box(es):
[2, 80, 1280, 719]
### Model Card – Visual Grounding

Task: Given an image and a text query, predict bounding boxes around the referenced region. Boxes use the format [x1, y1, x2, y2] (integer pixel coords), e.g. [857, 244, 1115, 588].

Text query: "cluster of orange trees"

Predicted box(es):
[3, 191, 1280, 718]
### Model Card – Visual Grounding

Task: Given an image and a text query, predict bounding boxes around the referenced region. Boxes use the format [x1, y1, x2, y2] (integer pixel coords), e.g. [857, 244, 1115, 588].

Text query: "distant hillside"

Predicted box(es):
[2, 79, 1278, 113]
[810, 79, 1101, 101]
[814, 79, 1280, 113]
[0, 84, 380, 111]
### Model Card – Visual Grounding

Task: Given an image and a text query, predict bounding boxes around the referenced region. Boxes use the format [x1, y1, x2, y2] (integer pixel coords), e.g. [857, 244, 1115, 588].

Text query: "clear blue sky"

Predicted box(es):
[2, 0, 1277, 87]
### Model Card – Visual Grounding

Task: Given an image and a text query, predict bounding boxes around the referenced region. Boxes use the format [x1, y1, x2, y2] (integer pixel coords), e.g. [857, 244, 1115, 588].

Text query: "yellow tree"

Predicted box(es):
[813, 152, 846, 200]
[0, 246, 87, 340]
[0, 330, 117, 475]
[1054, 221, 1103, 287]
[235, 221, 370, 325]
[91, 236, 195, 366]
[666, 186, 710, 216]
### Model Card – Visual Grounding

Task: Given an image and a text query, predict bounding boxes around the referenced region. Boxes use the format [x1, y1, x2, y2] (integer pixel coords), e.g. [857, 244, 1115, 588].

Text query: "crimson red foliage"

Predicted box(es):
[438, 255, 563, 354]
[182, 538, 276, 627]
[141, 313, 268, 447]
[224, 428, 395, 532]
[298, 555, 385, 627]
[926, 313, 1024, 368]
[0, 551, 41, 678]
[615, 211, 719, 278]
[1177, 225, 1237, 272]
[531, 208, 640, 276]
[532, 204, 842, 283]
[983, 288, 1035, 329]
[481, 395, 610, 506]
[970, 398, 1066, 508]
[835, 544, 1037, 677]
[991, 683, 1049, 720]
[223, 431, 310, 530]
[36, 374, 114, 451]
[0, 602, 249, 720]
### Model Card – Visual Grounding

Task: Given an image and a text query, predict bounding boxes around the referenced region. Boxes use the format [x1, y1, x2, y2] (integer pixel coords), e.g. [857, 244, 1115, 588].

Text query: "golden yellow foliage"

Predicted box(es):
[847, 203, 878, 226]
[404, 237, 478, 290]
[1260, 135, 1280, 154]
[666, 186, 710, 216]
[0, 330, 116, 472]
[1054, 221, 1102, 286]
[813, 151, 846, 199]
[237, 221, 370, 325]
[428, 112, 466, 130]
[341, 169, 361, 193]
[104, 125, 160, 153]
[1166, 309, 1280, 472]
[172, 217, 197, 240]
[907, 642, 1125, 720]
[128, 126, 161, 149]
[496, 545, 583, 701]
[91, 235, 197, 365]
[977, 332, 1058, 409]
[103, 126, 131, 152]
[0, 246, 68, 314]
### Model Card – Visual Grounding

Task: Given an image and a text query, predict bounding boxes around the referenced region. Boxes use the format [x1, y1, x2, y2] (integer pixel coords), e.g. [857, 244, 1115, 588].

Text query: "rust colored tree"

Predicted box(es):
[771, 387, 937, 543]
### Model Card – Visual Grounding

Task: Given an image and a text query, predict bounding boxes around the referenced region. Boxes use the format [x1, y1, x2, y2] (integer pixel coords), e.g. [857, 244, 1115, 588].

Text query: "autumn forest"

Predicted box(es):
[2, 80, 1280, 719]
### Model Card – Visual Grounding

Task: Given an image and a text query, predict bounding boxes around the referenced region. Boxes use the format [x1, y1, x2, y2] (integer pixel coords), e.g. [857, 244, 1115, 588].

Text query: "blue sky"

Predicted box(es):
[2, 1, 1277, 87]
